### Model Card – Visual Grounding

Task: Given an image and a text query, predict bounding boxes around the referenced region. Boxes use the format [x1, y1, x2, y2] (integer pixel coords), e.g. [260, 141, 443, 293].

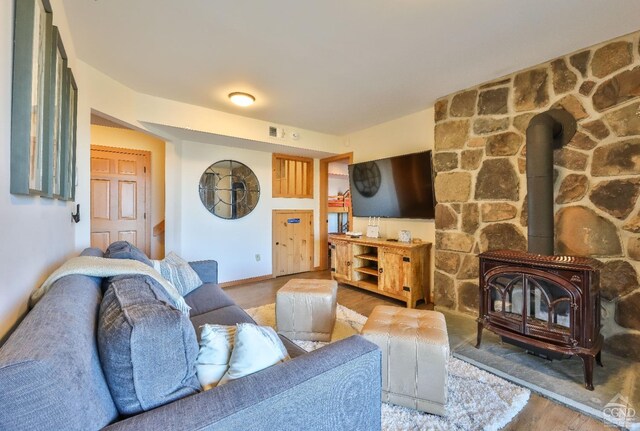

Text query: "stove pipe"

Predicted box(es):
[525, 109, 576, 255]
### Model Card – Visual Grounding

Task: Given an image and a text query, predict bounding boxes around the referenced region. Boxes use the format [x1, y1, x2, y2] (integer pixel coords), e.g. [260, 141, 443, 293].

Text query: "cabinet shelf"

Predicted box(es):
[357, 280, 379, 292]
[355, 253, 378, 262]
[355, 267, 379, 276]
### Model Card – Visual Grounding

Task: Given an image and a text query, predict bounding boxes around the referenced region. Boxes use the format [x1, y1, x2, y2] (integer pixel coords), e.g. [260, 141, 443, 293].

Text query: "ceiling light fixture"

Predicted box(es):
[228, 92, 255, 107]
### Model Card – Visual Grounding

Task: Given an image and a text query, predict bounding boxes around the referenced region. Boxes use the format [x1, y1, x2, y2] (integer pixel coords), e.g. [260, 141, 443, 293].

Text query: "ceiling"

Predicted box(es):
[63, 0, 640, 135]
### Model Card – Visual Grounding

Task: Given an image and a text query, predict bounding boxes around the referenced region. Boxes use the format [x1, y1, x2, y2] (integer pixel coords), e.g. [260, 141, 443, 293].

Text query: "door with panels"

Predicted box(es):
[379, 247, 410, 298]
[273, 210, 314, 276]
[331, 239, 352, 282]
[90, 146, 150, 255]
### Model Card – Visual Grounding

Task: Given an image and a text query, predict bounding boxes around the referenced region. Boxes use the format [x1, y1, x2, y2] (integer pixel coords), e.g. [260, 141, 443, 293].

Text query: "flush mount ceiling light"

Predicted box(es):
[228, 92, 255, 107]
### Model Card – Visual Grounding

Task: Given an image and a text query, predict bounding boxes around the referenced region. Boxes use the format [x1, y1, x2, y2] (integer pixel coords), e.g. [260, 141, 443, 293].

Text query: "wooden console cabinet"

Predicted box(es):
[329, 234, 432, 308]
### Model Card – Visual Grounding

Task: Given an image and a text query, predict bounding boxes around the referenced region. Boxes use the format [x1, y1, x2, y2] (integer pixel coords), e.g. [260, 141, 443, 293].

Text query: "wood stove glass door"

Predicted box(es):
[524, 275, 574, 344]
[488, 273, 525, 332]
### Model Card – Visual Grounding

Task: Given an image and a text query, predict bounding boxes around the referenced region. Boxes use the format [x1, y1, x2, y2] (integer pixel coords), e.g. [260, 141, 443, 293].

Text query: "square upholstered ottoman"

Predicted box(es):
[276, 279, 337, 342]
[361, 305, 450, 416]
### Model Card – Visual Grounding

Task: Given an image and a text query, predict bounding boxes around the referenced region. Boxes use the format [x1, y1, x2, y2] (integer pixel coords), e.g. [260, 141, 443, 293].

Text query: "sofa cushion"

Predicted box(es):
[81, 247, 105, 257]
[104, 241, 153, 267]
[183, 282, 235, 317]
[190, 304, 256, 330]
[188, 260, 218, 284]
[0, 275, 118, 430]
[152, 252, 202, 296]
[98, 275, 201, 415]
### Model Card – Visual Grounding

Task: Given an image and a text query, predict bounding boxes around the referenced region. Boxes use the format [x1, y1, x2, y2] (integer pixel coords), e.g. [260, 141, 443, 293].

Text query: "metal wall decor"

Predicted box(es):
[198, 160, 260, 219]
[10, 0, 77, 200]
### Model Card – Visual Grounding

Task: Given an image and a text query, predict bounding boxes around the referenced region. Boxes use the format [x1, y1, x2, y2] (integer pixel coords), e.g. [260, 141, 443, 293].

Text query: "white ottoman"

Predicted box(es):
[276, 279, 337, 342]
[361, 305, 450, 416]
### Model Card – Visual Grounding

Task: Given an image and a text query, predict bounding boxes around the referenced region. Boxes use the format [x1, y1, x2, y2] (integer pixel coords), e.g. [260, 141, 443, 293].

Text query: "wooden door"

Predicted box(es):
[273, 210, 314, 276]
[332, 240, 352, 281]
[90, 146, 151, 255]
[379, 247, 410, 297]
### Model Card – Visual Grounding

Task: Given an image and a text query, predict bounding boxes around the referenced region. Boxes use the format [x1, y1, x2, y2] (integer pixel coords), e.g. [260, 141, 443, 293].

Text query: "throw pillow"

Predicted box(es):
[104, 241, 153, 267]
[195, 324, 236, 390]
[98, 275, 201, 415]
[218, 323, 290, 386]
[152, 252, 203, 296]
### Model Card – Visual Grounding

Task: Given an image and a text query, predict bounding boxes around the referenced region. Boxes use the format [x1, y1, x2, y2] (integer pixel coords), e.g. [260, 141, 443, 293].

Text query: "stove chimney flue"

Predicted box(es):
[526, 109, 576, 255]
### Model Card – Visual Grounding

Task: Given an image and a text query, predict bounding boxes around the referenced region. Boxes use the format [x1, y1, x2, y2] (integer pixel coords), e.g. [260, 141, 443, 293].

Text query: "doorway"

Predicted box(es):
[319, 153, 353, 270]
[90, 146, 151, 255]
[272, 210, 314, 276]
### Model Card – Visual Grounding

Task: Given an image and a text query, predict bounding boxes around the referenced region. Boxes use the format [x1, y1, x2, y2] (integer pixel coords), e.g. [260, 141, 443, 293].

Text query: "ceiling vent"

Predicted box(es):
[269, 126, 284, 138]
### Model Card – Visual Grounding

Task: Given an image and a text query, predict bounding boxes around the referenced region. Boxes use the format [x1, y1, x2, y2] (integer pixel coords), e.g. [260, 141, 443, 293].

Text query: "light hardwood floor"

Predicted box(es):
[224, 270, 607, 431]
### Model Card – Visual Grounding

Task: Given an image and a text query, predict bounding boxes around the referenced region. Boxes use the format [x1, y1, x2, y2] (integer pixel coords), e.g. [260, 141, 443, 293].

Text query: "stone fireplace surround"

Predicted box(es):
[433, 30, 640, 360]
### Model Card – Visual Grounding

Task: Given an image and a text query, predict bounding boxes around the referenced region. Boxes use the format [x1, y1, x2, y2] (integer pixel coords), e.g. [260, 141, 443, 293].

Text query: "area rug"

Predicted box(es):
[246, 303, 531, 431]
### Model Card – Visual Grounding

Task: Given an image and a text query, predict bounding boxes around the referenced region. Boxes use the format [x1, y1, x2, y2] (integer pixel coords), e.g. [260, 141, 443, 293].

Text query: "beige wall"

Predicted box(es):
[344, 108, 436, 299]
[345, 108, 435, 244]
[90, 125, 166, 259]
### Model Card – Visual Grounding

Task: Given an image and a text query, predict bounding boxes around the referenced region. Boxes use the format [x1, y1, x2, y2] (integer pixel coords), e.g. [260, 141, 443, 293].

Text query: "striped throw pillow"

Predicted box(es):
[153, 252, 203, 296]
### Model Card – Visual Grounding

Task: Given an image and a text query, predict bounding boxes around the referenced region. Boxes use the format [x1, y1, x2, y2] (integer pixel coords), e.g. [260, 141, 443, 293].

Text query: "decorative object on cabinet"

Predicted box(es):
[198, 160, 260, 220]
[398, 230, 411, 243]
[11, 0, 78, 200]
[366, 217, 380, 238]
[329, 234, 432, 309]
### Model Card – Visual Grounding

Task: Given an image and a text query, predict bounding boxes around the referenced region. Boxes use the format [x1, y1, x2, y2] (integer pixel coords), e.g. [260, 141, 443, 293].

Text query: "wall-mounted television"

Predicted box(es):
[348, 151, 436, 219]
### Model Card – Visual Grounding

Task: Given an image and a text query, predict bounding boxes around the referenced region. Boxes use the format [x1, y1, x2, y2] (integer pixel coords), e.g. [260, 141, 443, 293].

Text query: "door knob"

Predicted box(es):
[276, 242, 279, 245]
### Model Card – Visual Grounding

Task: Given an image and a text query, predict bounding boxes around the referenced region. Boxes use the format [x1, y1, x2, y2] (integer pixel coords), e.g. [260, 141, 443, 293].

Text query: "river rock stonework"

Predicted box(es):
[432, 30, 640, 358]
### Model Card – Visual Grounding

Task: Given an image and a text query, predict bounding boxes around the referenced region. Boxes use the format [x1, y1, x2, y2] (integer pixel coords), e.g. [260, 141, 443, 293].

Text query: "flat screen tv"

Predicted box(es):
[348, 151, 436, 219]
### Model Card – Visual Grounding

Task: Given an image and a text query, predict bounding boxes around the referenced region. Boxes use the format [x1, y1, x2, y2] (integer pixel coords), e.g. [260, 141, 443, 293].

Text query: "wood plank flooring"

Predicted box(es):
[224, 270, 607, 431]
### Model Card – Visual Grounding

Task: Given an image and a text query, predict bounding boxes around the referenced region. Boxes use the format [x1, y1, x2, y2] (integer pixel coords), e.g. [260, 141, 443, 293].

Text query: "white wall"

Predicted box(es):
[0, 1, 79, 339]
[171, 138, 321, 283]
[344, 108, 436, 298]
[90, 125, 166, 259]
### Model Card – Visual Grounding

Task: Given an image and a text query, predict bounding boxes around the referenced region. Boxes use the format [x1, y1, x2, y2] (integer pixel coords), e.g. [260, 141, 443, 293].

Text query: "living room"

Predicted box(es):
[1, 1, 640, 430]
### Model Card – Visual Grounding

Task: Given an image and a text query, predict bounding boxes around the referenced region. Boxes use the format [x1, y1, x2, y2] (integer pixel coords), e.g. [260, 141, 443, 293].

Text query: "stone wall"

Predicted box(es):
[433, 30, 640, 359]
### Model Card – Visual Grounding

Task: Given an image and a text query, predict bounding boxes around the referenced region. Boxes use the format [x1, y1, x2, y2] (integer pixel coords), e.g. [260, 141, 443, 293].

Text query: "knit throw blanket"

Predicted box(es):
[29, 256, 190, 314]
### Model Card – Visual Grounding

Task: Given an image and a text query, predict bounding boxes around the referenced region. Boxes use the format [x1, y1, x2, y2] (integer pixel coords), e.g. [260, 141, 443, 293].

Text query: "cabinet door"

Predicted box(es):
[379, 247, 409, 297]
[333, 241, 352, 281]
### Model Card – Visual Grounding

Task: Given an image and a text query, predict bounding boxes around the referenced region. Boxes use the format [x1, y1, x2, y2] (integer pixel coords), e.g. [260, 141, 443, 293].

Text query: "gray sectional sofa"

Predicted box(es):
[0, 248, 381, 430]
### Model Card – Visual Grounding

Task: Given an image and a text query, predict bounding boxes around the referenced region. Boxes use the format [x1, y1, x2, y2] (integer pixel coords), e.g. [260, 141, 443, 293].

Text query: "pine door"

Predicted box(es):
[273, 210, 314, 276]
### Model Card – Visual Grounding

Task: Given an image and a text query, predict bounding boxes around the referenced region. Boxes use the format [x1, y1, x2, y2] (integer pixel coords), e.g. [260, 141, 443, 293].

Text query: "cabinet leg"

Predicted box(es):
[476, 322, 483, 348]
[596, 350, 603, 367]
[579, 354, 595, 391]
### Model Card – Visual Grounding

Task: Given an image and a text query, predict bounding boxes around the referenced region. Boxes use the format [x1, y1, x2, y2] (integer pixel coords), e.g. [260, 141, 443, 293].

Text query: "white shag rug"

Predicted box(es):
[246, 303, 530, 431]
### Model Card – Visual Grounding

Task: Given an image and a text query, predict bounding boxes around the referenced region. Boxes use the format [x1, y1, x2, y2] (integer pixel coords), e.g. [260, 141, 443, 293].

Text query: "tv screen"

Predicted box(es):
[348, 151, 436, 219]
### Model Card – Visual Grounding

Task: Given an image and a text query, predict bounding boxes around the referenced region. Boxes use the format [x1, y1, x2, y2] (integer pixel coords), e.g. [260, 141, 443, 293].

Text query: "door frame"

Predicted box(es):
[90, 145, 152, 255]
[272, 209, 315, 277]
[319, 152, 353, 270]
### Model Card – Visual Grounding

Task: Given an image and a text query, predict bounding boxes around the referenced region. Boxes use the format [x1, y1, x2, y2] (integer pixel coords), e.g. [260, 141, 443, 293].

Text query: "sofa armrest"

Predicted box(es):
[188, 260, 218, 284]
[103, 335, 381, 431]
